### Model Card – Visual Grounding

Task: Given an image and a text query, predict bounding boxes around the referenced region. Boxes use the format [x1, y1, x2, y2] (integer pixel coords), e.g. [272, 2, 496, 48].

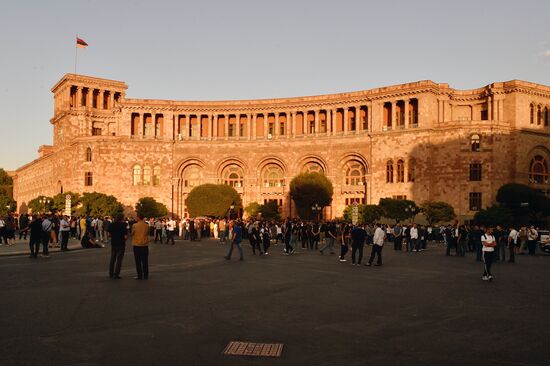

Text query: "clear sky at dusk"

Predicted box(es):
[1, 0, 549, 170]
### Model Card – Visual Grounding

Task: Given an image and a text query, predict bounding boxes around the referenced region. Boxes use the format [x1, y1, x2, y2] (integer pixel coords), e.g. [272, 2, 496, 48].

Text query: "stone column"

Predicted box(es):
[303, 111, 308, 135]
[184, 114, 190, 140]
[331, 109, 337, 135]
[498, 98, 504, 121]
[326, 109, 331, 136]
[225, 114, 229, 140]
[263, 113, 268, 138]
[368, 103, 373, 132]
[98, 90, 104, 110]
[356, 105, 362, 132]
[212, 114, 218, 139]
[252, 114, 257, 139]
[247, 114, 252, 140]
[343, 108, 349, 135]
[275, 113, 280, 138]
[487, 96, 492, 121]
[404, 99, 410, 128]
[208, 114, 213, 140]
[140, 113, 145, 139]
[391, 101, 396, 130]
[314, 109, 319, 136]
[291, 112, 296, 137]
[76, 87, 82, 109]
[109, 91, 114, 109]
[285, 112, 292, 139]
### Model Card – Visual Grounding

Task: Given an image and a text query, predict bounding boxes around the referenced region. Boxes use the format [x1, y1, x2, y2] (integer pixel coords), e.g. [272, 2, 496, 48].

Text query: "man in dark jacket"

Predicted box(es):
[108, 214, 128, 279]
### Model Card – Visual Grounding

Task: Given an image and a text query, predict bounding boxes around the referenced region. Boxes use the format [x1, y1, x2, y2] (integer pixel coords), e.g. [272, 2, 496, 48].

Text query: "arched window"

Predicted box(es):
[529, 155, 549, 184]
[85, 147, 92, 162]
[133, 165, 142, 186]
[344, 161, 367, 185]
[153, 166, 161, 186]
[545, 107, 549, 127]
[530, 104, 535, 124]
[396, 160, 405, 183]
[386, 160, 394, 183]
[143, 166, 152, 186]
[262, 164, 284, 187]
[471, 134, 480, 152]
[182, 165, 203, 188]
[302, 161, 324, 174]
[537, 105, 542, 125]
[408, 159, 416, 182]
[221, 164, 244, 187]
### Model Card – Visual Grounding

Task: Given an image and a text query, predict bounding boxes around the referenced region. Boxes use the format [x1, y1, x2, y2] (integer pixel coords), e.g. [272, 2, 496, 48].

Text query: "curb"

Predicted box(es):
[0, 245, 87, 258]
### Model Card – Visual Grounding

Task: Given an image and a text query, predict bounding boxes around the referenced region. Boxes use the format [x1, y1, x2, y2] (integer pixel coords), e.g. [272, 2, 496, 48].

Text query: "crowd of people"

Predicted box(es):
[1, 211, 548, 282]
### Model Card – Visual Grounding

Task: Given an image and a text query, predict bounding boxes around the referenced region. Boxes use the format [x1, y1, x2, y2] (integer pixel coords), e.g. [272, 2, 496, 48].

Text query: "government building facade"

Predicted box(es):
[13, 74, 550, 220]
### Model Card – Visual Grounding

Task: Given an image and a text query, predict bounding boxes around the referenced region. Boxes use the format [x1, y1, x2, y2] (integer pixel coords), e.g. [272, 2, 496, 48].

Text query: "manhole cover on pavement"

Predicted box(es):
[223, 341, 284, 357]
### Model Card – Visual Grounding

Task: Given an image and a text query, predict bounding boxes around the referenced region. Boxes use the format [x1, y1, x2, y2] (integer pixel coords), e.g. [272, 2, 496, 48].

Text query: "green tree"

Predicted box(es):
[244, 202, 261, 218]
[379, 198, 419, 223]
[135, 197, 168, 218]
[343, 204, 382, 224]
[186, 184, 242, 218]
[474, 205, 513, 226]
[259, 201, 280, 220]
[28, 195, 54, 213]
[0, 168, 13, 199]
[420, 201, 455, 226]
[79, 192, 123, 217]
[0, 195, 16, 215]
[496, 183, 550, 221]
[289, 172, 333, 219]
[51, 192, 81, 214]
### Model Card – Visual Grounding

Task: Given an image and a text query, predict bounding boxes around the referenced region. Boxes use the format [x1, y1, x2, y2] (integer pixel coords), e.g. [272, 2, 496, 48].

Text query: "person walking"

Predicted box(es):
[108, 214, 128, 279]
[224, 220, 244, 261]
[393, 223, 402, 251]
[165, 218, 176, 245]
[40, 214, 53, 257]
[527, 226, 538, 256]
[351, 224, 367, 266]
[481, 227, 497, 281]
[28, 215, 42, 258]
[366, 223, 385, 266]
[508, 226, 518, 263]
[131, 213, 150, 280]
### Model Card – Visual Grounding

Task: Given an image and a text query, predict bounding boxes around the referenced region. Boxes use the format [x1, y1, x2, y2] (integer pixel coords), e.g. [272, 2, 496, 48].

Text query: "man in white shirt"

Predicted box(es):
[508, 226, 519, 263]
[165, 218, 176, 245]
[59, 215, 71, 251]
[481, 227, 497, 281]
[527, 226, 538, 256]
[366, 223, 386, 266]
[410, 224, 419, 252]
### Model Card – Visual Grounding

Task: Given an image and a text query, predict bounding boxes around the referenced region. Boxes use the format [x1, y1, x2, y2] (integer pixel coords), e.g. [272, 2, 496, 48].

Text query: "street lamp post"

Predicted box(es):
[311, 203, 322, 221]
[39, 197, 51, 214]
[404, 204, 418, 224]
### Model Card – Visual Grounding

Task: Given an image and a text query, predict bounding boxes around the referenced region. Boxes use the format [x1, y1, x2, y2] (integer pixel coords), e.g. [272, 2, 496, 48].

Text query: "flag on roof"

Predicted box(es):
[76, 37, 88, 48]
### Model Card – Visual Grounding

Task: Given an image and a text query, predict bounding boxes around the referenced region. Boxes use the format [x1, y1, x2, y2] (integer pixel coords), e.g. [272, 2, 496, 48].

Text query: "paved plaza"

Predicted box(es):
[1, 239, 549, 366]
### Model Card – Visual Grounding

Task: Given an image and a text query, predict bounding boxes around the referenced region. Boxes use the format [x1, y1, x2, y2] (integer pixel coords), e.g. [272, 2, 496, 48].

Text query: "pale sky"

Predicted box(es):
[1, 0, 549, 170]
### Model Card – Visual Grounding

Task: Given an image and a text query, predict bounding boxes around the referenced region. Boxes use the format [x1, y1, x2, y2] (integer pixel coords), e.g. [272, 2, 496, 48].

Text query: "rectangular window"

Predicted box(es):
[392, 195, 407, 200]
[84, 172, 93, 186]
[469, 163, 482, 181]
[469, 192, 482, 211]
[481, 109, 488, 121]
[280, 122, 285, 135]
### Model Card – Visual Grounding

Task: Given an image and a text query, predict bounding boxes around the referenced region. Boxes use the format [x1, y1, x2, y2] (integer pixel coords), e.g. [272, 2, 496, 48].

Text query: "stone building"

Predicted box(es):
[13, 74, 550, 220]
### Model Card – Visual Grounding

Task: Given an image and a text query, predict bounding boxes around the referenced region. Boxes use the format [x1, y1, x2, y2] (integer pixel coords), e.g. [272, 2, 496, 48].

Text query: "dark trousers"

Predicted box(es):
[368, 245, 383, 265]
[284, 237, 292, 253]
[41, 231, 50, 255]
[457, 240, 467, 257]
[483, 251, 494, 277]
[351, 243, 364, 264]
[414, 238, 421, 251]
[133, 246, 149, 279]
[262, 240, 270, 254]
[340, 244, 348, 259]
[527, 240, 536, 255]
[19, 228, 27, 240]
[165, 230, 175, 245]
[250, 238, 259, 254]
[475, 242, 482, 261]
[154, 230, 162, 242]
[508, 242, 516, 263]
[60, 231, 69, 251]
[29, 235, 40, 257]
[109, 247, 125, 277]
[393, 236, 402, 251]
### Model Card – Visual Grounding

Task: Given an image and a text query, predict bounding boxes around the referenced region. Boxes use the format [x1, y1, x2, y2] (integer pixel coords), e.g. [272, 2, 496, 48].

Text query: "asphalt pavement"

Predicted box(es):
[1, 238, 549, 366]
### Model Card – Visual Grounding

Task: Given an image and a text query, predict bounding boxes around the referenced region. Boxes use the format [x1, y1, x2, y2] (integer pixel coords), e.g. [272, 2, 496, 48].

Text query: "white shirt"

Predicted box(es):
[481, 234, 496, 252]
[508, 229, 518, 244]
[59, 219, 70, 232]
[373, 227, 385, 246]
[527, 228, 538, 241]
[166, 220, 176, 231]
[410, 227, 418, 239]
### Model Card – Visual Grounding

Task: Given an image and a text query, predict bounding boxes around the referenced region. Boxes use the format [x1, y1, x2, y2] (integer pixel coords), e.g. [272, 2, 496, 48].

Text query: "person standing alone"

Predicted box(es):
[481, 227, 497, 281]
[366, 223, 385, 266]
[108, 214, 128, 279]
[59, 215, 70, 251]
[131, 213, 150, 280]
